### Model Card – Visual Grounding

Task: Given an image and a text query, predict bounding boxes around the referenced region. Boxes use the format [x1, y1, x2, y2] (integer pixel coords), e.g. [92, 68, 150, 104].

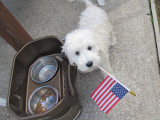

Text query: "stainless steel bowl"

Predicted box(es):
[31, 56, 58, 83]
[28, 86, 59, 115]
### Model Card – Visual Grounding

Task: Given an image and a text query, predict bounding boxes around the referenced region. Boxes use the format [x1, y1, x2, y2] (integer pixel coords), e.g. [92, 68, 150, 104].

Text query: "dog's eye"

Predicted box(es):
[88, 46, 92, 50]
[75, 51, 80, 55]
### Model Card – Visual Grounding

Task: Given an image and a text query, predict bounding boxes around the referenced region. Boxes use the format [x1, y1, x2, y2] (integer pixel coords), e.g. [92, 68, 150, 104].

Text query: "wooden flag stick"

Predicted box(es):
[98, 66, 136, 96]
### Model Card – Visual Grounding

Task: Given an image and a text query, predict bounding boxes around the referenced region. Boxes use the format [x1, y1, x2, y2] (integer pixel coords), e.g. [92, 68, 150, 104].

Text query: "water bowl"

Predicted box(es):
[31, 56, 58, 83]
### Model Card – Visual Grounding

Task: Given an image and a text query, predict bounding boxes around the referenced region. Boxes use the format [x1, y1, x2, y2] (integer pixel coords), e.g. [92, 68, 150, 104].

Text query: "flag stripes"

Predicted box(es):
[91, 75, 110, 99]
[91, 75, 128, 114]
[105, 98, 120, 113]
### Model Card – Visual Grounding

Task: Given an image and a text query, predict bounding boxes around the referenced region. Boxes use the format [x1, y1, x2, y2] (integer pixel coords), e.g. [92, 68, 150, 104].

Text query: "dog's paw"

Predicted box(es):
[110, 36, 117, 46]
[97, 0, 105, 6]
[110, 31, 117, 46]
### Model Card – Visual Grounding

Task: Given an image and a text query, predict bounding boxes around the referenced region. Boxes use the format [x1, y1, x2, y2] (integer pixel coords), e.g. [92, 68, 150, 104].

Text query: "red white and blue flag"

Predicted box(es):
[91, 75, 128, 114]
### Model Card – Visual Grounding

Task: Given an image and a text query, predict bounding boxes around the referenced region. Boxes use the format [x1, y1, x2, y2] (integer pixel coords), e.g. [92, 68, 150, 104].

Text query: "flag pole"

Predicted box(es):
[98, 66, 136, 96]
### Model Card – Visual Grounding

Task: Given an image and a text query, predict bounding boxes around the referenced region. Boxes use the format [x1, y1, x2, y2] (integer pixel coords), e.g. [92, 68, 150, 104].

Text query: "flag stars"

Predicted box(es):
[110, 83, 128, 99]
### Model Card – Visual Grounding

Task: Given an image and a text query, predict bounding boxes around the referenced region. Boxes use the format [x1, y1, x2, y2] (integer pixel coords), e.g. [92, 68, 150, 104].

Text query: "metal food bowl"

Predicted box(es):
[28, 86, 58, 115]
[31, 56, 58, 83]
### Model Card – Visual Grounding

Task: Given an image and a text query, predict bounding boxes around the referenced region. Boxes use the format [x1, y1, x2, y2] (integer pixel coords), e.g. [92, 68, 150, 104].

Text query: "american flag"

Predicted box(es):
[91, 75, 128, 114]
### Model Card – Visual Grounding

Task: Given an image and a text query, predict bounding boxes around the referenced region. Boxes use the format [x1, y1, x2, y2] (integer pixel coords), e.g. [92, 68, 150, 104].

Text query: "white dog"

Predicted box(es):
[62, 0, 116, 78]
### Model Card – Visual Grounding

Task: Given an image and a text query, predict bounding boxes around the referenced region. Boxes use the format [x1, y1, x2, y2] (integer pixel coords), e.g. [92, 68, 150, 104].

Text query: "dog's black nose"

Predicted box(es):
[86, 61, 93, 67]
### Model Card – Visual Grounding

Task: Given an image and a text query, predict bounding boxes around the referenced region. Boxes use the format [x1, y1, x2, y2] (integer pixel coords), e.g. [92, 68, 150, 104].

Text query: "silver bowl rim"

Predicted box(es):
[30, 56, 58, 83]
[28, 85, 59, 115]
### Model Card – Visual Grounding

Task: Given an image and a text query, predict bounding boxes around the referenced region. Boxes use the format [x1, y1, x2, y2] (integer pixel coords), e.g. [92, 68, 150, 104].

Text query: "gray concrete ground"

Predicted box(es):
[0, 0, 160, 120]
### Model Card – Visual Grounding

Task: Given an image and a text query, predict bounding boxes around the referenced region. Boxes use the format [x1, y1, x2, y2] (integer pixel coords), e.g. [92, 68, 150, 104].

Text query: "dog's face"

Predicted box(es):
[62, 29, 101, 72]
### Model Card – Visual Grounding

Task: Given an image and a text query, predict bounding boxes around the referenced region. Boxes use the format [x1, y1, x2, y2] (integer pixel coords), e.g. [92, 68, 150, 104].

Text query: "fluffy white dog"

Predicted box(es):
[62, 0, 116, 78]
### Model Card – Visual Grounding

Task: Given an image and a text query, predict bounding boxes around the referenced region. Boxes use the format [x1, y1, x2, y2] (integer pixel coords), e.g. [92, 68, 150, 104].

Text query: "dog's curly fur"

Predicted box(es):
[62, 0, 116, 78]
